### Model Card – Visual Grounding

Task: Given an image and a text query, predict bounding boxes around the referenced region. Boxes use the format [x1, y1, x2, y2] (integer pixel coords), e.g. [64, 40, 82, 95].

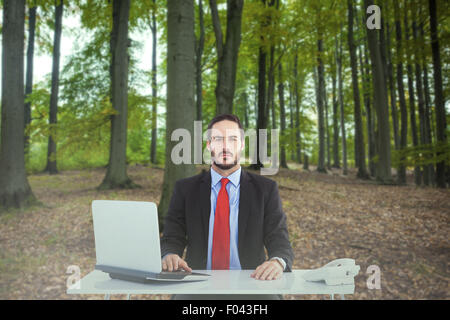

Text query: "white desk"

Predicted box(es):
[67, 270, 354, 300]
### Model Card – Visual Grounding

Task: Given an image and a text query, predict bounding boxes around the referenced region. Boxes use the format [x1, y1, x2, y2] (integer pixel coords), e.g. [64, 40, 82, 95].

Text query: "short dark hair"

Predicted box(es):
[207, 114, 244, 141]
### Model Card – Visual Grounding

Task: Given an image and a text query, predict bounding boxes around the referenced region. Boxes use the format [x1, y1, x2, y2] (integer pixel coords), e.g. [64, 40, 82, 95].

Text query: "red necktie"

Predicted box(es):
[212, 178, 230, 270]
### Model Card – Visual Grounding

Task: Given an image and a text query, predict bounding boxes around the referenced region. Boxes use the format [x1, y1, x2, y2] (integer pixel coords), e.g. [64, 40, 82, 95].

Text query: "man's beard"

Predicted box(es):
[211, 150, 238, 170]
[213, 160, 237, 170]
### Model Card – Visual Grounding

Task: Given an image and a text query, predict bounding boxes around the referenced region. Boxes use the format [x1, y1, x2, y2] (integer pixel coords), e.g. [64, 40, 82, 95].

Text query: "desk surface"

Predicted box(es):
[67, 270, 355, 295]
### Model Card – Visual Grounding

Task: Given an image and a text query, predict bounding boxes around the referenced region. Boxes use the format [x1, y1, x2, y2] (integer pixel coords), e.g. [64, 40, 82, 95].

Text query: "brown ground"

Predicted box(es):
[0, 164, 448, 300]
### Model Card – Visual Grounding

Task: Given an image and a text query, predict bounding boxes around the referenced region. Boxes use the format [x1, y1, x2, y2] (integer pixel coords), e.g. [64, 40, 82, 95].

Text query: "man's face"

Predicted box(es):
[207, 120, 244, 170]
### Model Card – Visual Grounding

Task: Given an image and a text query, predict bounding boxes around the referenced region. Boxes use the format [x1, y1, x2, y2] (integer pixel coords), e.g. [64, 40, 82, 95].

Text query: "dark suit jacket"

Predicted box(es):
[160, 168, 294, 271]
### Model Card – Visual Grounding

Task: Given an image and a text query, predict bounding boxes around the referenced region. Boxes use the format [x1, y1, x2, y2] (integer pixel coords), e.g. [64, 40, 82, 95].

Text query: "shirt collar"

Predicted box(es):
[210, 166, 241, 188]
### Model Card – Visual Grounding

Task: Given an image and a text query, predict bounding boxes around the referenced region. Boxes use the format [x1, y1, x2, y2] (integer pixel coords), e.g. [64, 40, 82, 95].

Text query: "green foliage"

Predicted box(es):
[392, 141, 450, 167]
[24, 0, 162, 172]
[15, 0, 449, 175]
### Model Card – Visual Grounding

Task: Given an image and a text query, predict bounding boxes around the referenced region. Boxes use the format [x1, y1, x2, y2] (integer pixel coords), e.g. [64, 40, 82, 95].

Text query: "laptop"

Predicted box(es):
[92, 200, 210, 282]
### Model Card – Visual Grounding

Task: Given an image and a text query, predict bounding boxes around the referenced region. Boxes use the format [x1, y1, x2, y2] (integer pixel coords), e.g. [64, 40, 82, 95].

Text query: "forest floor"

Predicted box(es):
[0, 163, 448, 300]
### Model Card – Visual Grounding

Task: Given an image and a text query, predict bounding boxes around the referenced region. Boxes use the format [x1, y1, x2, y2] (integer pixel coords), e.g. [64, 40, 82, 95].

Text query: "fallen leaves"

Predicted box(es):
[0, 165, 448, 299]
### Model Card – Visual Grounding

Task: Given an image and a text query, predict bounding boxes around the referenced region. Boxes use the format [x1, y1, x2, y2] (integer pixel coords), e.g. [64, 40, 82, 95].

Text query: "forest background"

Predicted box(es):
[0, 0, 448, 299]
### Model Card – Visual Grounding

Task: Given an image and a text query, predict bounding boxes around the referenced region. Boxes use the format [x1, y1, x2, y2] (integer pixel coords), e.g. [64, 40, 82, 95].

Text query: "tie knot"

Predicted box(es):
[221, 178, 230, 187]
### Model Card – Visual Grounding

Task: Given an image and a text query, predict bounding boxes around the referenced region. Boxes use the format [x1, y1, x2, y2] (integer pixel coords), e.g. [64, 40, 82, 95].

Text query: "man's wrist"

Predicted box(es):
[270, 257, 286, 271]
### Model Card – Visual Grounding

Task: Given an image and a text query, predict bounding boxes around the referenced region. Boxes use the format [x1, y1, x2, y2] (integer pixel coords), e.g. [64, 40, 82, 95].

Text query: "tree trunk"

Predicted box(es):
[0, 0, 36, 211]
[150, 0, 158, 164]
[337, 34, 348, 175]
[269, 44, 276, 130]
[364, 0, 393, 184]
[195, 0, 205, 122]
[158, 0, 197, 227]
[45, 0, 63, 175]
[404, 9, 421, 186]
[429, 0, 448, 188]
[294, 51, 302, 164]
[99, 0, 137, 189]
[253, 84, 258, 127]
[288, 79, 295, 162]
[278, 61, 288, 169]
[412, 8, 429, 186]
[348, 0, 368, 179]
[209, 0, 244, 115]
[325, 75, 331, 170]
[384, 2, 399, 151]
[359, 38, 376, 177]
[316, 39, 326, 173]
[249, 0, 270, 170]
[378, 7, 390, 118]
[394, 0, 408, 185]
[303, 154, 309, 171]
[243, 91, 249, 129]
[331, 52, 340, 169]
[420, 23, 436, 186]
[24, 3, 37, 159]
[251, 44, 267, 170]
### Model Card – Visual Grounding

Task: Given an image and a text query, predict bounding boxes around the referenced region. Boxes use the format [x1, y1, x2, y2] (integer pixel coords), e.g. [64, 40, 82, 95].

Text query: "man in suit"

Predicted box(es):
[161, 114, 294, 299]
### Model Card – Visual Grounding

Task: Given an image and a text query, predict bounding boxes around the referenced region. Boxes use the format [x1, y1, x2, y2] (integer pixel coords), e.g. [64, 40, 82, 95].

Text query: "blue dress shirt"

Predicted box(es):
[207, 166, 242, 270]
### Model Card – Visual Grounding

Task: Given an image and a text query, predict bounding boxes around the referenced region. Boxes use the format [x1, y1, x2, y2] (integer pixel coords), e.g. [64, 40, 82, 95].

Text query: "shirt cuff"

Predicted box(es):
[270, 257, 286, 271]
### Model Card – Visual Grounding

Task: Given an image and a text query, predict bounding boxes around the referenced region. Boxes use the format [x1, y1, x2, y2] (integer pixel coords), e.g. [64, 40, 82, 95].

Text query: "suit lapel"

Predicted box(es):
[200, 169, 212, 246]
[238, 169, 252, 256]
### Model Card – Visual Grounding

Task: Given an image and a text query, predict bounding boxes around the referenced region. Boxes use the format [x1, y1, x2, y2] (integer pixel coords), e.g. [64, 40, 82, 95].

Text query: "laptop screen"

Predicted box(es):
[92, 200, 162, 273]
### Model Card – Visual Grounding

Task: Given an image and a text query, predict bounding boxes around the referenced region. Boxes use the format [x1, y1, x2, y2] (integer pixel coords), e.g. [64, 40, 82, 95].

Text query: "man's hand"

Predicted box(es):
[251, 259, 284, 280]
[162, 254, 192, 272]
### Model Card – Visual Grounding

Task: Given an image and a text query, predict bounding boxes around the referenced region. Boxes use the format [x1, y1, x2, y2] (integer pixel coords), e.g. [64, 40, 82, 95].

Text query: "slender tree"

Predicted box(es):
[243, 91, 249, 129]
[384, 2, 399, 151]
[45, 0, 64, 174]
[303, 152, 309, 171]
[24, 2, 37, 158]
[412, 5, 429, 185]
[316, 39, 327, 173]
[288, 76, 295, 162]
[278, 60, 288, 169]
[195, 0, 205, 121]
[348, 0, 368, 179]
[252, 30, 267, 170]
[250, 0, 272, 170]
[99, 0, 137, 189]
[268, 43, 276, 130]
[378, 4, 390, 117]
[429, 0, 448, 188]
[325, 75, 331, 170]
[294, 51, 302, 164]
[209, 0, 244, 115]
[150, 0, 158, 164]
[357, 2, 374, 176]
[270, 0, 281, 132]
[420, 20, 436, 186]
[331, 54, 340, 169]
[195, 0, 205, 122]
[336, 34, 348, 175]
[359, 38, 376, 177]
[394, 0, 408, 185]
[0, 0, 36, 210]
[404, 6, 422, 186]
